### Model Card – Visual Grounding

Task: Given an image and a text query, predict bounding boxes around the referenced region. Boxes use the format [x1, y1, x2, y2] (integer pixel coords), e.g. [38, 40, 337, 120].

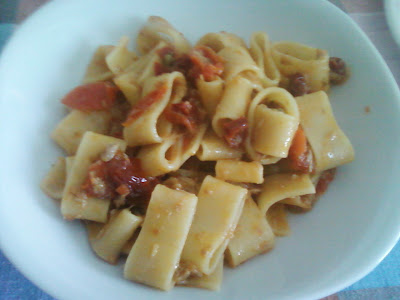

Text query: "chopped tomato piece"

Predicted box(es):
[164, 92, 205, 134]
[189, 46, 224, 82]
[221, 117, 248, 148]
[164, 102, 197, 133]
[288, 127, 313, 173]
[61, 82, 118, 111]
[289, 127, 307, 158]
[81, 150, 159, 203]
[81, 160, 114, 199]
[154, 46, 193, 77]
[122, 83, 168, 126]
[106, 154, 158, 199]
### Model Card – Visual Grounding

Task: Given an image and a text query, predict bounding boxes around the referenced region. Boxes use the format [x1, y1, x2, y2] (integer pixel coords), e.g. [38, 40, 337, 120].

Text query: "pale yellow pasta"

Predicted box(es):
[138, 122, 207, 176]
[196, 31, 246, 52]
[266, 203, 291, 236]
[177, 258, 223, 291]
[86, 221, 103, 241]
[281, 196, 312, 210]
[296, 91, 354, 172]
[196, 128, 243, 161]
[212, 76, 253, 137]
[124, 185, 197, 291]
[218, 46, 263, 89]
[249, 32, 281, 87]
[272, 41, 329, 92]
[83, 45, 114, 83]
[196, 77, 224, 116]
[105, 36, 137, 75]
[40, 157, 66, 200]
[51, 110, 112, 155]
[136, 16, 191, 55]
[64, 156, 75, 180]
[113, 72, 141, 106]
[61, 132, 126, 222]
[113, 42, 167, 106]
[181, 176, 247, 275]
[89, 209, 142, 264]
[215, 160, 263, 184]
[44, 17, 355, 293]
[245, 87, 299, 163]
[124, 41, 167, 85]
[123, 71, 186, 146]
[226, 196, 275, 267]
[121, 230, 140, 256]
[253, 105, 298, 156]
[280, 172, 326, 211]
[257, 173, 315, 216]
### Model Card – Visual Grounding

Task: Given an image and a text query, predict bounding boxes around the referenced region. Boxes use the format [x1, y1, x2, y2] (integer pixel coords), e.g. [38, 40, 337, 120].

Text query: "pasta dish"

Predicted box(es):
[41, 16, 354, 291]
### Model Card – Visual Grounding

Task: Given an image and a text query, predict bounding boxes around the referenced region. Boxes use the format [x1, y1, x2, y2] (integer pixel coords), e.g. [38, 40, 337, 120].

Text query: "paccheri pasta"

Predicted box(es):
[41, 16, 354, 291]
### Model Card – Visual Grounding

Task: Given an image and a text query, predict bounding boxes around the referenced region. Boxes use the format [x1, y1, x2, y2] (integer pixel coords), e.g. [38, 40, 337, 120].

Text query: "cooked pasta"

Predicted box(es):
[42, 16, 354, 292]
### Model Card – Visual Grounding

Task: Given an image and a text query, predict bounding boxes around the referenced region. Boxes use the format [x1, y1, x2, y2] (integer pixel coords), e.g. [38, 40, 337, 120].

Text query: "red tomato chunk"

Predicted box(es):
[189, 46, 224, 82]
[61, 82, 118, 111]
[222, 117, 249, 148]
[81, 150, 159, 203]
[122, 83, 168, 126]
[154, 45, 223, 83]
[287, 127, 313, 173]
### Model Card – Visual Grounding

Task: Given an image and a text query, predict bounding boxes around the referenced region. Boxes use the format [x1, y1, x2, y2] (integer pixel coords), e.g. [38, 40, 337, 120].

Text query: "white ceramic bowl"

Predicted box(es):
[385, 0, 400, 48]
[1, 0, 400, 299]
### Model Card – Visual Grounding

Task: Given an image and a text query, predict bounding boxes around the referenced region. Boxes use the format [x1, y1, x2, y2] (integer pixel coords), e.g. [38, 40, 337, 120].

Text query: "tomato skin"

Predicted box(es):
[288, 127, 313, 173]
[221, 117, 249, 148]
[164, 91, 205, 134]
[122, 83, 168, 126]
[154, 45, 223, 83]
[189, 46, 224, 82]
[61, 82, 118, 111]
[81, 151, 159, 203]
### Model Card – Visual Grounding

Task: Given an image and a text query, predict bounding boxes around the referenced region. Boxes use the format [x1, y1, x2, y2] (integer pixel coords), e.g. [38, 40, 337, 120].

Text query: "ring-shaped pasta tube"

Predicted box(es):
[215, 160, 263, 184]
[88, 209, 143, 264]
[196, 128, 243, 161]
[123, 71, 187, 147]
[181, 176, 247, 275]
[196, 32, 246, 53]
[105, 36, 137, 76]
[196, 77, 224, 117]
[177, 258, 223, 291]
[272, 41, 329, 92]
[218, 46, 264, 90]
[245, 87, 299, 164]
[51, 110, 112, 155]
[257, 173, 315, 216]
[137, 121, 207, 176]
[40, 157, 66, 200]
[225, 196, 275, 267]
[83, 45, 114, 84]
[114, 41, 169, 105]
[212, 76, 253, 137]
[266, 203, 290, 236]
[136, 16, 191, 55]
[295, 91, 354, 172]
[124, 185, 198, 291]
[249, 32, 281, 87]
